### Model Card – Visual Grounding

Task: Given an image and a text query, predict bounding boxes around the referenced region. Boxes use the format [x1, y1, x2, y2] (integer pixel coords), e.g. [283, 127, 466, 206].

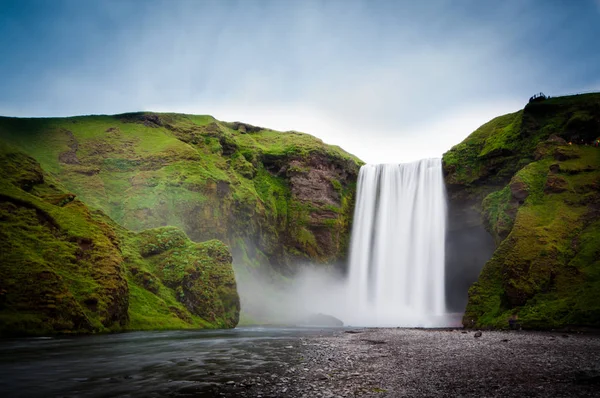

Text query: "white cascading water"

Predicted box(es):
[345, 159, 447, 327]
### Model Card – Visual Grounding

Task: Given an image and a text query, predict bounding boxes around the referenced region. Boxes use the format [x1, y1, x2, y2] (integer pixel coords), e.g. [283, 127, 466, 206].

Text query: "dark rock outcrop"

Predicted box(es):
[510, 179, 529, 201]
[544, 175, 569, 193]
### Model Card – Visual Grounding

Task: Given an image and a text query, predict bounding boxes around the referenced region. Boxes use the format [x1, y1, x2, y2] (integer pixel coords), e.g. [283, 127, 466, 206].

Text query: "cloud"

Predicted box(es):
[1, 0, 599, 163]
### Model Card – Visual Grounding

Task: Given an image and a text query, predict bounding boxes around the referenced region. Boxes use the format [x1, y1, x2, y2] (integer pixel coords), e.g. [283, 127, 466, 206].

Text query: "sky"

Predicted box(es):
[1, 0, 599, 163]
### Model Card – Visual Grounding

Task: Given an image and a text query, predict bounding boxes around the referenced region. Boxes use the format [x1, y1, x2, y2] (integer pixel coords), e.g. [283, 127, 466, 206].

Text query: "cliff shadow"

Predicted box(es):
[445, 197, 496, 313]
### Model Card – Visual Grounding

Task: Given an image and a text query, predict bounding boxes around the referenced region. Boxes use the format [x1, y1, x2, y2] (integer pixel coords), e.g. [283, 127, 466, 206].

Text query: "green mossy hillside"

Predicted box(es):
[444, 111, 525, 190]
[465, 145, 600, 328]
[444, 93, 600, 329]
[0, 113, 362, 278]
[0, 143, 238, 336]
[444, 93, 600, 202]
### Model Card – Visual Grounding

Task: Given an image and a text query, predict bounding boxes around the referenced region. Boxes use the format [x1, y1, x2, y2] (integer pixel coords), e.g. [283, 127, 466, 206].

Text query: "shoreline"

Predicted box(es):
[5, 323, 600, 340]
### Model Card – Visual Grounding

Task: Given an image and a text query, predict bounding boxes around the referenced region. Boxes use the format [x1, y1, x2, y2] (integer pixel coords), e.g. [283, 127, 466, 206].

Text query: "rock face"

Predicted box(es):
[443, 93, 600, 329]
[0, 142, 239, 336]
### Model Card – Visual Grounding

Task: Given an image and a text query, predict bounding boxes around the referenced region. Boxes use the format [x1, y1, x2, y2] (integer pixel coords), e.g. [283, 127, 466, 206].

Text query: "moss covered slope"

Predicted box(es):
[0, 142, 238, 336]
[443, 93, 600, 329]
[0, 113, 362, 277]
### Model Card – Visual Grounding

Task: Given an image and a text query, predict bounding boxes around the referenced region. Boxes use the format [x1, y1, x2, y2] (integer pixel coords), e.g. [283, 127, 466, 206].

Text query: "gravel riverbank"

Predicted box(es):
[212, 328, 600, 398]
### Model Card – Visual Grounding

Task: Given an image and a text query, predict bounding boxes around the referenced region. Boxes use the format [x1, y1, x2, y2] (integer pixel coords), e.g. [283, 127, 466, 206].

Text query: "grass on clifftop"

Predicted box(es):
[443, 111, 525, 188]
[443, 93, 600, 197]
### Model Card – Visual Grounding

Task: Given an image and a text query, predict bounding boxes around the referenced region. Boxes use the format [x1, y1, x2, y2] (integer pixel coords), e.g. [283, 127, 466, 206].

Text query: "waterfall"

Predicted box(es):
[346, 159, 447, 327]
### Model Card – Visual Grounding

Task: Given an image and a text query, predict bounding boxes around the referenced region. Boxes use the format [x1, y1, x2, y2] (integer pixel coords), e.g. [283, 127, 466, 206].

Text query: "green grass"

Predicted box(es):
[443, 111, 524, 187]
[444, 92, 600, 199]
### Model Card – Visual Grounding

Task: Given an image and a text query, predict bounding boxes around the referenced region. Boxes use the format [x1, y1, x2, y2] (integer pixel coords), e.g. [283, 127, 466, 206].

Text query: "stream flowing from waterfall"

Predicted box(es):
[346, 159, 447, 327]
[0, 327, 339, 397]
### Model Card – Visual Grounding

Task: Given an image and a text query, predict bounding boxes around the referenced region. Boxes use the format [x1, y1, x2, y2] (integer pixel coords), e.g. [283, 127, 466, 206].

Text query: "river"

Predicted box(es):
[3, 327, 600, 398]
[0, 327, 338, 398]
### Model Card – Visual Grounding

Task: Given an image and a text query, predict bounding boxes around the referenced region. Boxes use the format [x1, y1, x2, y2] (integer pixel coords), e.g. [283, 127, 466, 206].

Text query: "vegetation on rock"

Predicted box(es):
[9, 92, 597, 333]
[444, 93, 600, 329]
[0, 112, 360, 334]
[0, 142, 238, 336]
[0, 113, 361, 275]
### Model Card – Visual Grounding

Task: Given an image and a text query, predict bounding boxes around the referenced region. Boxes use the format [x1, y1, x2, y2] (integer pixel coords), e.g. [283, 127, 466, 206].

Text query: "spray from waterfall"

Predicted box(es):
[345, 159, 447, 327]
[235, 158, 450, 327]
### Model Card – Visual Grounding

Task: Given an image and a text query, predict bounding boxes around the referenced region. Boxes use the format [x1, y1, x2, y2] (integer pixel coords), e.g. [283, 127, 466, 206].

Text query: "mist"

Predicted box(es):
[234, 160, 474, 329]
[234, 262, 349, 326]
[235, 259, 465, 328]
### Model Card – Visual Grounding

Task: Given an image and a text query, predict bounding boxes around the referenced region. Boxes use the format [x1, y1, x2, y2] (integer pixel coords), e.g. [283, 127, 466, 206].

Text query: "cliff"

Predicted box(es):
[0, 113, 361, 274]
[0, 112, 361, 333]
[443, 93, 600, 329]
[7, 94, 596, 333]
[0, 142, 238, 336]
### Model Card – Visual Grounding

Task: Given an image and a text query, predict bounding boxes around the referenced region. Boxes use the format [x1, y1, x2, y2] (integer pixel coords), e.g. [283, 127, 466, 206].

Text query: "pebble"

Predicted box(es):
[210, 328, 600, 397]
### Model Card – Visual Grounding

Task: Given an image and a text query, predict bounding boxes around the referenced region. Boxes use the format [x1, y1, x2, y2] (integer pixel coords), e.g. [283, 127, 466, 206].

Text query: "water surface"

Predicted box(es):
[0, 327, 338, 397]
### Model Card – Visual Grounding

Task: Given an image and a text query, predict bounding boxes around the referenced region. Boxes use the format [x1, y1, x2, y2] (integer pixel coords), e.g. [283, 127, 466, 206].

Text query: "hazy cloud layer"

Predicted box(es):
[1, 0, 599, 162]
